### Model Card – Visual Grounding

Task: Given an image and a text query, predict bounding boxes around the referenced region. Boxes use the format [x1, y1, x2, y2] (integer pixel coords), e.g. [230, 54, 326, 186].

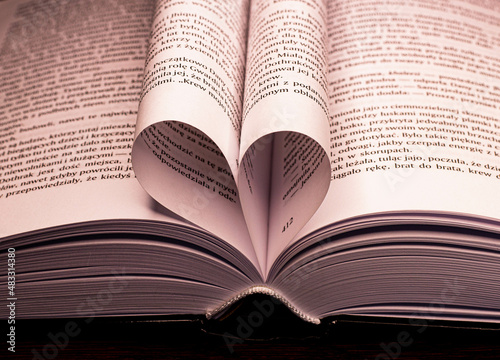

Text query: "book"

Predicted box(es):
[1, 0, 500, 331]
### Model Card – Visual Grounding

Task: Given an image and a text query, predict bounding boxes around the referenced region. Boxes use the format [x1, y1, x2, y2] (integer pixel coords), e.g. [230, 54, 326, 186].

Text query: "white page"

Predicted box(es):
[292, 0, 500, 245]
[130, 0, 263, 270]
[0, 0, 260, 269]
[235, 0, 333, 274]
[0, 0, 158, 235]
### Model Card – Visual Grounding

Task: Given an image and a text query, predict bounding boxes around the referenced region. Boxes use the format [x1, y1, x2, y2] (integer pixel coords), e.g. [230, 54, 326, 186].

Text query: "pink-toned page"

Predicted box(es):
[130, 0, 264, 271]
[131, 0, 335, 273]
[237, 0, 332, 274]
[0, 0, 174, 237]
[269, 0, 500, 267]
[0, 0, 260, 272]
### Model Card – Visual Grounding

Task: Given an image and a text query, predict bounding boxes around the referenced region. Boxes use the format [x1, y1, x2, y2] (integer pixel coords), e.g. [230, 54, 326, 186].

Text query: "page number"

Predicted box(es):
[282, 217, 294, 233]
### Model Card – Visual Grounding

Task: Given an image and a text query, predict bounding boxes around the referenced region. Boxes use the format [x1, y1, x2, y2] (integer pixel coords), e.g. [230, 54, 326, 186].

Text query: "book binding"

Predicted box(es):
[205, 285, 321, 325]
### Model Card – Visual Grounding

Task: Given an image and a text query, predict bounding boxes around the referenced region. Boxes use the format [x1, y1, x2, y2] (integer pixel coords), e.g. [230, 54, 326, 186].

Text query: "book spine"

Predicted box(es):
[205, 285, 321, 324]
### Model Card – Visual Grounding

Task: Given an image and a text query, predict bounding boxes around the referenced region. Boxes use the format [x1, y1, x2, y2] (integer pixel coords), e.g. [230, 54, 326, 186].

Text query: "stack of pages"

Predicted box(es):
[1, 0, 500, 324]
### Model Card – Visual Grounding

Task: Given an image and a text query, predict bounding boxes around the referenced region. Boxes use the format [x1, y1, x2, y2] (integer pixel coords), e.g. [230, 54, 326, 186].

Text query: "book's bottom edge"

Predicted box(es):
[205, 285, 321, 325]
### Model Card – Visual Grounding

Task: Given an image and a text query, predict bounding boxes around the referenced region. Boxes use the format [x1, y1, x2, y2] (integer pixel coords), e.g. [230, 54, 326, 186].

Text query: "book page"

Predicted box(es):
[0, 0, 162, 236]
[238, 0, 332, 273]
[131, 0, 260, 260]
[291, 0, 500, 245]
[0, 0, 260, 269]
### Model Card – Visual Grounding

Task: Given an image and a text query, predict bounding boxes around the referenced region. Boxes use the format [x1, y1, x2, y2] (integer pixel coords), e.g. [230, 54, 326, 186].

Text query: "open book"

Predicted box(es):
[2, 0, 500, 326]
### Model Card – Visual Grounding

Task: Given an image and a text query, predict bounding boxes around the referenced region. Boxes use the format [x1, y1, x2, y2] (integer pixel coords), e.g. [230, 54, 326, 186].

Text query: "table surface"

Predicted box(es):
[8, 296, 500, 359]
